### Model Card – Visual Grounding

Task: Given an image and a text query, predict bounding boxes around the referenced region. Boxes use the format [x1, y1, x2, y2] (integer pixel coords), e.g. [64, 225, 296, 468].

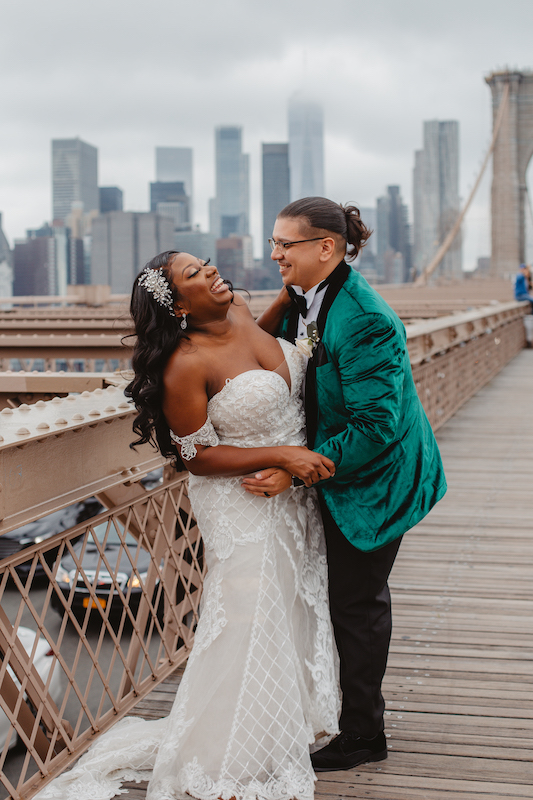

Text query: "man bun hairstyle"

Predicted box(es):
[277, 196, 372, 262]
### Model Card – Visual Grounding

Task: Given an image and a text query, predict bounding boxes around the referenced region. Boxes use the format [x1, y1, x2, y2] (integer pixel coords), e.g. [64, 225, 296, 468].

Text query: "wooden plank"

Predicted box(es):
[118, 781, 149, 798]
[389, 727, 531, 753]
[384, 677, 533, 699]
[317, 770, 533, 799]
[348, 752, 533, 784]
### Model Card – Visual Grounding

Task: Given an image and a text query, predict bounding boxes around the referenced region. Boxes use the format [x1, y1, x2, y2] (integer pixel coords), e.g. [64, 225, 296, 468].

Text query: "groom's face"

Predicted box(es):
[271, 217, 327, 293]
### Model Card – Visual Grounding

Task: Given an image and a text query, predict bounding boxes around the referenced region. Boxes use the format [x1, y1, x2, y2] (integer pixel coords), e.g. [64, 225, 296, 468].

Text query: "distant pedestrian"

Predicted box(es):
[514, 264, 533, 313]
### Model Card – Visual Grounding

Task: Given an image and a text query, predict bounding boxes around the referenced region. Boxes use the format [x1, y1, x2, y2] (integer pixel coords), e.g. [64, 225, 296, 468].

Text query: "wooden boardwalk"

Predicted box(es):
[119, 349, 533, 799]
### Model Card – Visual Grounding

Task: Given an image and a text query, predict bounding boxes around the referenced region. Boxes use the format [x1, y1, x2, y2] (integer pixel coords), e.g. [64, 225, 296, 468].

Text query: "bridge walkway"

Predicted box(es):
[117, 349, 533, 800]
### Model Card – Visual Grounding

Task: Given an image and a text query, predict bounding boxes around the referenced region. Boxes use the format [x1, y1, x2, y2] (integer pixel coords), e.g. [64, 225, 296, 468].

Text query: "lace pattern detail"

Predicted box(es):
[194, 569, 227, 652]
[206, 341, 306, 451]
[170, 417, 219, 461]
[34, 716, 168, 799]
[176, 756, 314, 800]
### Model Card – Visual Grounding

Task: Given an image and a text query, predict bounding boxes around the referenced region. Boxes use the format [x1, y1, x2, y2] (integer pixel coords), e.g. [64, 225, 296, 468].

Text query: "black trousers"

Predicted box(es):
[319, 493, 402, 738]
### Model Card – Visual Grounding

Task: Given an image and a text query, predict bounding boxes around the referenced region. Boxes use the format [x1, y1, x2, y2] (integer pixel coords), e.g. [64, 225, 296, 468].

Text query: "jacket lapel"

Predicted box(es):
[305, 260, 351, 447]
[316, 260, 351, 336]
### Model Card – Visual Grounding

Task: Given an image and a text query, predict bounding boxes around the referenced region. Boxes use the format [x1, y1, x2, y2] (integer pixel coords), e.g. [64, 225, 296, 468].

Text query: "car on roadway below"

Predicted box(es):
[51, 520, 154, 621]
[0, 499, 104, 579]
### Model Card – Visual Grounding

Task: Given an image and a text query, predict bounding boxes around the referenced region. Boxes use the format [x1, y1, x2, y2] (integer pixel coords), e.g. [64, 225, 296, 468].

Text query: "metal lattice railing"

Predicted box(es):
[0, 473, 204, 800]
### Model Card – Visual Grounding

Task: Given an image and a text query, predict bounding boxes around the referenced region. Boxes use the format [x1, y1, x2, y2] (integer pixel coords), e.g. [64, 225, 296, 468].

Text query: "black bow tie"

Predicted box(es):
[286, 275, 332, 319]
[286, 286, 308, 317]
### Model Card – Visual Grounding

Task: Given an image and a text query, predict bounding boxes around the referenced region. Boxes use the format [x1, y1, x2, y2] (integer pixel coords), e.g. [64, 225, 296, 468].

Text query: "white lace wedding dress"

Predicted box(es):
[37, 339, 339, 800]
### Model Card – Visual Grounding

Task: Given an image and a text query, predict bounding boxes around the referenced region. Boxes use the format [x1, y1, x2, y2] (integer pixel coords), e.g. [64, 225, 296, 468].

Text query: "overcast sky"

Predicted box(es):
[1, 0, 533, 270]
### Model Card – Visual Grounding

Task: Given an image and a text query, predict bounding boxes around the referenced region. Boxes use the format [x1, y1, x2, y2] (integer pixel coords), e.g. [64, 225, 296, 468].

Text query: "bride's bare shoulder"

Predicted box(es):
[163, 340, 205, 389]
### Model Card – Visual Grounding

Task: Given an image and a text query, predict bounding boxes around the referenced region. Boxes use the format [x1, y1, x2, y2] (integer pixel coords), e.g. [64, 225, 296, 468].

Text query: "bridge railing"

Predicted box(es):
[0, 300, 527, 799]
[406, 301, 527, 429]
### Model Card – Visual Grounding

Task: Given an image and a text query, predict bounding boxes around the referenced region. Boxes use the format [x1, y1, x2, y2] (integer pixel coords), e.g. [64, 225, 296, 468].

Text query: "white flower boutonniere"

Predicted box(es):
[295, 321, 320, 358]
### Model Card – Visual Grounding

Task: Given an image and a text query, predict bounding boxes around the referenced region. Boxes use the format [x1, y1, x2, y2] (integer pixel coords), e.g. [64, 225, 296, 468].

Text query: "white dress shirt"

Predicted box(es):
[292, 282, 328, 400]
[293, 282, 328, 340]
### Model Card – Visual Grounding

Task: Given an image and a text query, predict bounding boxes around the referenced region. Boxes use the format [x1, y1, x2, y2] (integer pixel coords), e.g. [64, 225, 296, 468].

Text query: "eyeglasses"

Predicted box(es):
[268, 237, 324, 251]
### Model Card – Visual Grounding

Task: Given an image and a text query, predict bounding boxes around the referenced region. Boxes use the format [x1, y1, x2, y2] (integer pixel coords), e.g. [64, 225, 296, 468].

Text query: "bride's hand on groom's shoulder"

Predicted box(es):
[241, 468, 292, 496]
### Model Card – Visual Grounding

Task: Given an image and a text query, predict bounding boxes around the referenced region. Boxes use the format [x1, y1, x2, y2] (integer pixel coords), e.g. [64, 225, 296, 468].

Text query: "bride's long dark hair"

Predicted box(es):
[126, 250, 237, 466]
[125, 250, 188, 465]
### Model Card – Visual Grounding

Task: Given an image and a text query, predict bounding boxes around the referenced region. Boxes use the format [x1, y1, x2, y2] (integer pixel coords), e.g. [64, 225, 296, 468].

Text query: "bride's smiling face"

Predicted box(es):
[169, 253, 232, 321]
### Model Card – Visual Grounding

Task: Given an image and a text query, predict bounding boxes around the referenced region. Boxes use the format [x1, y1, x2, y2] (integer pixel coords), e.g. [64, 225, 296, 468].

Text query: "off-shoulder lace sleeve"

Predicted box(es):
[169, 417, 219, 461]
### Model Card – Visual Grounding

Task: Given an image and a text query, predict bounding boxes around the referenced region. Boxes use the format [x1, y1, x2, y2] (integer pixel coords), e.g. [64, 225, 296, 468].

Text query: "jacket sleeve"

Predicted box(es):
[277, 309, 291, 339]
[313, 312, 406, 479]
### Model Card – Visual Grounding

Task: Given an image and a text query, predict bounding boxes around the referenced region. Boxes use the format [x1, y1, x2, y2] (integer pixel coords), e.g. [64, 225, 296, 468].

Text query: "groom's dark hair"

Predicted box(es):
[277, 197, 372, 262]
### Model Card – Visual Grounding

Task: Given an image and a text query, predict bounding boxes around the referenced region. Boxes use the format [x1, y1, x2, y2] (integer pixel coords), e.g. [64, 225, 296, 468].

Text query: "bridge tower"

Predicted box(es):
[486, 70, 533, 276]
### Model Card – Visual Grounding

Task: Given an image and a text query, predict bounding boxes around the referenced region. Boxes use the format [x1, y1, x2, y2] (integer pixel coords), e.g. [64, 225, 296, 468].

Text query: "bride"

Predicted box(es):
[38, 251, 339, 800]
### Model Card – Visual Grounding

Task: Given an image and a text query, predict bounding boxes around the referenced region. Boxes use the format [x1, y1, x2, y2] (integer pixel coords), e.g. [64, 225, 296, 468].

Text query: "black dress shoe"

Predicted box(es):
[311, 730, 387, 772]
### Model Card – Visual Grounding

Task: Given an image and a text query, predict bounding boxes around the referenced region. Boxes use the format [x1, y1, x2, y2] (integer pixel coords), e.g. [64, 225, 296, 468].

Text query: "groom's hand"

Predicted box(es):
[242, 468, 292, 496]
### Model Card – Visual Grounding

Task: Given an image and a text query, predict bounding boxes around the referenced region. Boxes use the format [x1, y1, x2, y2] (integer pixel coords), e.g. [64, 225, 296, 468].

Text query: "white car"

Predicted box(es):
[0, 626, 63, 753]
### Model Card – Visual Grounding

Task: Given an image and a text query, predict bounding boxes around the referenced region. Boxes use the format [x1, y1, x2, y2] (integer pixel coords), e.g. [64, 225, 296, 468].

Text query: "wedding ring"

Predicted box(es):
[264, 492, 270, 497]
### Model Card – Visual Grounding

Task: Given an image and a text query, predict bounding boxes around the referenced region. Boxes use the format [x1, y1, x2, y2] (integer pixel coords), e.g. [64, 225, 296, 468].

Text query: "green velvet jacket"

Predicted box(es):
[281, 265, 447, 552]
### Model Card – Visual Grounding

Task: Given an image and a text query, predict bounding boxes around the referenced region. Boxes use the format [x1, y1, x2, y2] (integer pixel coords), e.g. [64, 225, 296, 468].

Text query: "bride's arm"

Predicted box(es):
[186, 442, 332, 486]
[255, 286, 292, 335]
[162, 355, 335, 486]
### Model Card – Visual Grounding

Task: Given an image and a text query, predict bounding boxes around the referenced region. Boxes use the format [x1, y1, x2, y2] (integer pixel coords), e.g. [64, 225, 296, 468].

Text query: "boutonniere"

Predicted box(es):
[295, 321, 320, 358]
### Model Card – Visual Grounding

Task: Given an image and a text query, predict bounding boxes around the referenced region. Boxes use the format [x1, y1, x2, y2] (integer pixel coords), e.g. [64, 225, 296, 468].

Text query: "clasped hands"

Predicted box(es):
[242, 446, 335, 497]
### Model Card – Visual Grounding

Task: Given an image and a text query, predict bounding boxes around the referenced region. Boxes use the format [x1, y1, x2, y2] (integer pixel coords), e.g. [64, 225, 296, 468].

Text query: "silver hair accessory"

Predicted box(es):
[180, 313, 187, 330]
[138, 267, 176, 316]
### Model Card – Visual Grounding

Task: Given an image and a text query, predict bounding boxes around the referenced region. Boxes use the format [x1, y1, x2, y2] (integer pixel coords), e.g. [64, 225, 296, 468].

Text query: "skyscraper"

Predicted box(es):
[155, 147, 193, 196]
[376, 186, 412, 283]
[99, 187, 123, 214]
[216, 235, 254, 287]
[211, 127, 249, 239]
[262, 143, 290, 271]
[66, 204, 98, 285]
[150, 181, 190, 230]
[155, 147, 193, 223]
[0, 212, 13, 301]
[13, 223, 69, 296]
[288, 96, 324, 201]
[14, 236, 50, 296]
[353, 207, 378, 283]
[174, 230, 216, 266]
[52, 138, 98, 224]
[412, 121, 462, 281]
[91, 212, 174, 292]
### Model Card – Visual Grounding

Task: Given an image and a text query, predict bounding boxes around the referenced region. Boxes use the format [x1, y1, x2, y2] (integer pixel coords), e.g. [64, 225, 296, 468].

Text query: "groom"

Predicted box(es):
[244, 197, 447, 771]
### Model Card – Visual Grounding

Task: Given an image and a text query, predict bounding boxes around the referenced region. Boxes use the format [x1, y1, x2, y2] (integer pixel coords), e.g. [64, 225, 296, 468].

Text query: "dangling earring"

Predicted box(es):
[180, 313, 187, 330]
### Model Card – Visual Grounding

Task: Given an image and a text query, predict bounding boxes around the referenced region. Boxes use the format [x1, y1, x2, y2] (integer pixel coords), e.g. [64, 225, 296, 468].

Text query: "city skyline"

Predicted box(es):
[0, 108, 522, 287]
[4, 98, 530, 272]
[1, 0, 533, 271]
